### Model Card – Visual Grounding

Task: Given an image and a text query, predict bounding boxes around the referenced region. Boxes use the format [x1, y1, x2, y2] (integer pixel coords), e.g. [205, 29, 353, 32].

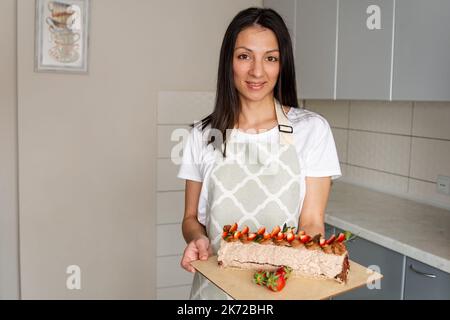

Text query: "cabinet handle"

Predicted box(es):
[409, 264, 437, 278]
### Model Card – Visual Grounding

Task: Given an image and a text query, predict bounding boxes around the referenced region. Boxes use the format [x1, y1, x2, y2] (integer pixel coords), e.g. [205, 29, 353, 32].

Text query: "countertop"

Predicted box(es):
[325, 181, 450, 273]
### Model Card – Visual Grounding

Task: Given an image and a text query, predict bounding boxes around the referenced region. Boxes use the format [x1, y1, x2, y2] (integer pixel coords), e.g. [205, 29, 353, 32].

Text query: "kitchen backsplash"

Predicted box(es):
[306, 100, 450, 211]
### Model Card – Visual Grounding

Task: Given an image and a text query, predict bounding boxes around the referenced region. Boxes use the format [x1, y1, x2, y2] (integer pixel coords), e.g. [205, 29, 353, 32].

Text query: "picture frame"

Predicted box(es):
[35, 0, 90, 73]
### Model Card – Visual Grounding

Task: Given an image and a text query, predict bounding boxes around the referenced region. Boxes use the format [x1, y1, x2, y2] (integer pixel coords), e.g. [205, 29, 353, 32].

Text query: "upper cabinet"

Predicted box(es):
[336, 0, 394, 100]
[264, 0, 337, 99]
[264, 0, 450, 101]
[392, 0, 450, 101]
[295, 0, 337, 100]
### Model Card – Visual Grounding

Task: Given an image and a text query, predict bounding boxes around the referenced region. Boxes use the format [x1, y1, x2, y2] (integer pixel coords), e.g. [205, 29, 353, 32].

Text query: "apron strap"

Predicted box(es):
[274, 98, 294, 145]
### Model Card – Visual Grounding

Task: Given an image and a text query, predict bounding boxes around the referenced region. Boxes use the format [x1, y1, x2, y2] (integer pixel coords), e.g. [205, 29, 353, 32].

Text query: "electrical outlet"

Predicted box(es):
[436, 175, 450, 195]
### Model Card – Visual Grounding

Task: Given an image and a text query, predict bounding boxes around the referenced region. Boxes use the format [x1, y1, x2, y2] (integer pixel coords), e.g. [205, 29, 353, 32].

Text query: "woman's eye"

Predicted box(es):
[238, 54, 250, 60]
[267, 56, 279, 62]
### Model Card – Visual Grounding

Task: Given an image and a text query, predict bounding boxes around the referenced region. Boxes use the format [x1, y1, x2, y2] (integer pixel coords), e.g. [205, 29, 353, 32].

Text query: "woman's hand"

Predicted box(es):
[180, 235, 213, 273]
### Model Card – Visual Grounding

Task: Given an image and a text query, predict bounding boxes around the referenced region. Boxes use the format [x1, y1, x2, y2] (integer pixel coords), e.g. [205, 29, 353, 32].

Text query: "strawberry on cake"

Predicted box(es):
[217, 223, 350, 283]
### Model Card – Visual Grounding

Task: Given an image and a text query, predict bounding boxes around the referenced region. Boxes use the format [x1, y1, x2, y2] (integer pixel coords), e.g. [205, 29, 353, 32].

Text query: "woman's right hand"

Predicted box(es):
[180, 235, 212, 273]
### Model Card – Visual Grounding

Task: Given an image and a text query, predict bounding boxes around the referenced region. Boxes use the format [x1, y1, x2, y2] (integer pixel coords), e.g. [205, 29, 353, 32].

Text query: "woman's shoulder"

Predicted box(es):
[286, 106, 331, 131]
[188, 122, 216, 150]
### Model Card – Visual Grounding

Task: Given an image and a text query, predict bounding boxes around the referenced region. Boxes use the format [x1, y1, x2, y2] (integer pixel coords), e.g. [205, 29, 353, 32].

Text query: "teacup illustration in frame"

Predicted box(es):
[35, 0, 90, 73]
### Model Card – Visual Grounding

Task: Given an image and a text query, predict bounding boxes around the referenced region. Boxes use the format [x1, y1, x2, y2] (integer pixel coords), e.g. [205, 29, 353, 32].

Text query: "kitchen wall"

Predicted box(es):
[0, 0, 20, 300]
[4, 0, 448, 300]
[0, 0, 261, 299]
[307, 100, 450, 211]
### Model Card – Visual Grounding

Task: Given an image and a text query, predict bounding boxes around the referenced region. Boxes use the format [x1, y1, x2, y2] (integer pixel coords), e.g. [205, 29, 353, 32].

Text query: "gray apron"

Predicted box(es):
[190, 98, 302, 300]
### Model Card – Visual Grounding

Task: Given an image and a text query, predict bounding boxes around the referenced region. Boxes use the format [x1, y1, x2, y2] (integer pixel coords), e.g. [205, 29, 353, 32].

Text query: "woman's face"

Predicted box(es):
[233, 25, 280, 103]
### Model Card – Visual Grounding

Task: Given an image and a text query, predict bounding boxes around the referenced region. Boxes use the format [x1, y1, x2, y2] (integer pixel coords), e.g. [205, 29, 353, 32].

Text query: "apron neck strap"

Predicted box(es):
[274, 98, 294, 145]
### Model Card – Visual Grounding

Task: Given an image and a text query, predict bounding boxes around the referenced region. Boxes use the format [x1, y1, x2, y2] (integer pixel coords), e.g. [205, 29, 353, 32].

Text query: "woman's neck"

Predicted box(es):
[237, 95, 277, 131]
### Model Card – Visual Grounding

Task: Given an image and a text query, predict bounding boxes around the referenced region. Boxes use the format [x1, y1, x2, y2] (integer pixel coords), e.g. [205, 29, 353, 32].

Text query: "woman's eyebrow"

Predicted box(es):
[234, 46, 279, 53]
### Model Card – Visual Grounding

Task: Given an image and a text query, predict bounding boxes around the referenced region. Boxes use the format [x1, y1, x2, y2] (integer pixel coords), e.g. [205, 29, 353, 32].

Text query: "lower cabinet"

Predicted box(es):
[404, 257, 450, 300]
[324, 223, 450, 299]
[332, 227, 404, 300]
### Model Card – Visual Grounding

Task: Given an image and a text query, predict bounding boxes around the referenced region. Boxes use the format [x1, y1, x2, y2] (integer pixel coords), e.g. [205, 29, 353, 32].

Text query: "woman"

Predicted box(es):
[177, 7, 341, 299]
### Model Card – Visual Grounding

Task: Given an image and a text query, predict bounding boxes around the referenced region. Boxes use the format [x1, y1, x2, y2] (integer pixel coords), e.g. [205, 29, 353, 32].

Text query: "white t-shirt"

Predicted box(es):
[177, 107, 342, 226]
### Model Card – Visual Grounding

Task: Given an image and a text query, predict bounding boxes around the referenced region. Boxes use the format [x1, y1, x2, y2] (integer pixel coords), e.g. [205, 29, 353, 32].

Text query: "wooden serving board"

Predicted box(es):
[191, 256, 383, 300]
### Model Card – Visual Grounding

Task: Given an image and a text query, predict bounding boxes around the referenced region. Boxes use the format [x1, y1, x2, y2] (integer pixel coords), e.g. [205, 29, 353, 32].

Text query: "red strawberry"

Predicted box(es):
[233, 231, 241, 239]
[319, 237, 326, 247]
[257, 226, 266, 235]
[253, 270, 267, 286]
[270, 226, 281, 238]
[222, 231, 229, 239]
[276, 266, 292, 280]
[326, 234, 336, 245]
[241, 225, 249, 235]
[229, 223, 238, 233]
[298, 230, 306, 236]
[263, 232, 271, 240]
[299, 234, 311, 243]
[223, 225, 231, 232]
[286, 232, 295, 242]
[247, 233, 257, 241]
[266, 273, 286, 292]
[276, 232, 285, 241]
[336, 233, 346, 242]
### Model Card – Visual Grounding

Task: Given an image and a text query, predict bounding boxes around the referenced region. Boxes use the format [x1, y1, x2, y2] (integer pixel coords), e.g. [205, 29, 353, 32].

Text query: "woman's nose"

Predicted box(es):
[249, 59, 264, 77]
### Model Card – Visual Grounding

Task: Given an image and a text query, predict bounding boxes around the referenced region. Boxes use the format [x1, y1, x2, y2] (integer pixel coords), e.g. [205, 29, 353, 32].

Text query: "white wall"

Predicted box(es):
[0, 0, 20, 300]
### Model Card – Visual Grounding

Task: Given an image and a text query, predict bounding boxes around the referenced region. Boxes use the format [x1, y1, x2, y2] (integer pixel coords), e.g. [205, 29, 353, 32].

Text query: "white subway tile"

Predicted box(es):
[157, 191, 185, 225]
[157, 224, 186, 256]
[413, 102, 450, 140]
[349, 100, 412, 135]
[341, 164, 408, 194]
[304, 100, 349, 128]
[158, 125, 190, 159]
[348, 131, 410, 176]
[157, 159, 184, 191]
[157, 285, 192, 300]
[408, 178, 450, 210]
[157, 255, 193, 288]
[410, 138, 450, 182]
[158, 91, 215, 124]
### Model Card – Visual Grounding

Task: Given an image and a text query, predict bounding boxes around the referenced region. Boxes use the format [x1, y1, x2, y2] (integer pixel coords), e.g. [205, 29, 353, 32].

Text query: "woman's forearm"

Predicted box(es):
[182, 216, 207, 243]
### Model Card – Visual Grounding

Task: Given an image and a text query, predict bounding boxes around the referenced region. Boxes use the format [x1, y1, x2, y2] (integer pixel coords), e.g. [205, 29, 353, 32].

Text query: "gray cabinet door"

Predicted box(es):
[263, 0, 297, 48]
[296, 0, 338, 99]
[393, 0, 450, 101]
[336, 0, 394, 100]
[404, 257, 450, 300]
[333, 228, 403, 299]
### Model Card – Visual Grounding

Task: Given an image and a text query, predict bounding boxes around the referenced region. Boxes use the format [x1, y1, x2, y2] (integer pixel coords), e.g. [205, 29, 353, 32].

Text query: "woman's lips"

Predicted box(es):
[246, 81, 266, 90]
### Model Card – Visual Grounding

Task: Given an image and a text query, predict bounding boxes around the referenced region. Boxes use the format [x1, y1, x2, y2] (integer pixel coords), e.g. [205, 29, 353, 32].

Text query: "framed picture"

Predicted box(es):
[35, 0, 90, 73]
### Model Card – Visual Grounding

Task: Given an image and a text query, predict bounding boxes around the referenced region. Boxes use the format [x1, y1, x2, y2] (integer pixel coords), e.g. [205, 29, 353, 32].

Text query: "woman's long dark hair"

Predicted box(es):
[197, 7, 299, 155]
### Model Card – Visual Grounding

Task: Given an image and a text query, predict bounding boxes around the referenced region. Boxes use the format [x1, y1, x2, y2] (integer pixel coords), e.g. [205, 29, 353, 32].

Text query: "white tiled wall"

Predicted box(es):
[156, 91, 215, 299]
[307, 100, 450, 211]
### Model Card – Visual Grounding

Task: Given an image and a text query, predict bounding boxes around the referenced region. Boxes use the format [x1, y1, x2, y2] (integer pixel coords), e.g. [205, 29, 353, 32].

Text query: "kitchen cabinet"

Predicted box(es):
[333, 227, 404, 300]
[336, 0, 394, 100]
[265, 0, 450, 101]
[404, 257, 450, 300]
[264, 0, 337, 100]
[295, 0, 337, 99]
[392, 0, 450, 101]
[263, 0, 296, 45]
